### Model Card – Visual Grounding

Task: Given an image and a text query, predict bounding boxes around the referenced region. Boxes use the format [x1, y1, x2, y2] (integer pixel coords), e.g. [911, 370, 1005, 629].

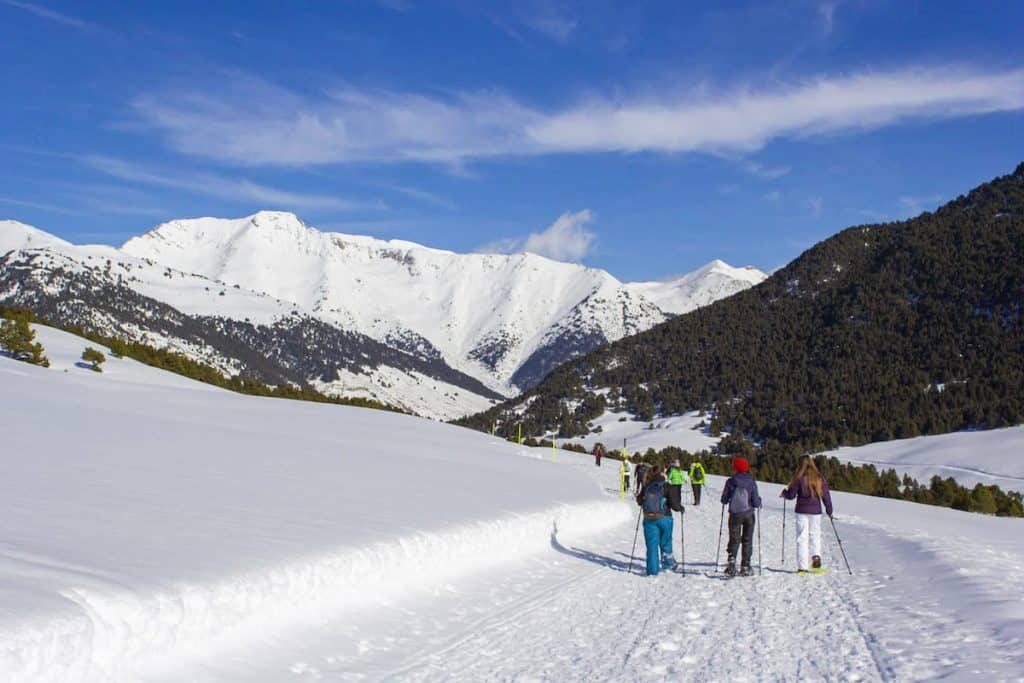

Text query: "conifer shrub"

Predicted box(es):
[82, 347, 106, 372]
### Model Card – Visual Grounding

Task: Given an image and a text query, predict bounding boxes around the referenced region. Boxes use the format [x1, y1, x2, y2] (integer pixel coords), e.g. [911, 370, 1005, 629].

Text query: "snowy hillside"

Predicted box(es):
[823, 427, 1024, 494]
[1, 214, 764, 418]
[2, 325, 1023, 681]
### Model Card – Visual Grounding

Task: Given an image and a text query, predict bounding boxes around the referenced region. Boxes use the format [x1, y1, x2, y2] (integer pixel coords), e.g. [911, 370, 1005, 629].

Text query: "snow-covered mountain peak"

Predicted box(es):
[624, 260, 768, 315]
[0, 220, 71, 253]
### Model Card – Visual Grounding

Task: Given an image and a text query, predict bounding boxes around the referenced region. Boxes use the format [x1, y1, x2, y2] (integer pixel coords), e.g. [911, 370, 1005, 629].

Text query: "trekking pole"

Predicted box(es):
[829, 515, 853, 575]
[757, 508, 763, 576]
[715, 504, 725, 572]
[680, 512, 685, 576]
[781, 498, 787, 567]
[626, 509, 642, 575]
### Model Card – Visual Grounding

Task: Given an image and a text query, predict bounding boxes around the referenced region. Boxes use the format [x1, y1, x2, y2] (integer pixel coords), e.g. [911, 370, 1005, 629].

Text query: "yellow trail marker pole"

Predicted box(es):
[620, 439, 628, 500]
[551, 437, 556, 462]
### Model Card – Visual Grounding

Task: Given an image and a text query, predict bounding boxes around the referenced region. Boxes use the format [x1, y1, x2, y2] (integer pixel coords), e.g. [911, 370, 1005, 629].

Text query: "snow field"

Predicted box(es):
[0, 326, 627, 681]
[823, 427, 1024, 494]
[568, 409, 721, 455]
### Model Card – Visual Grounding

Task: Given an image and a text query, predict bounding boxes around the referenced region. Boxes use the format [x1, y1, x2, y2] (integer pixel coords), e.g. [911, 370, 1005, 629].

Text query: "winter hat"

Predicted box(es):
[732, 457, 750, 474]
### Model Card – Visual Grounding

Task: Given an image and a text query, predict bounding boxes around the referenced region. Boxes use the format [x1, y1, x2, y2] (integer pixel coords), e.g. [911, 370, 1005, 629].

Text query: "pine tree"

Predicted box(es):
[82, 347, 106, 373]
[0, 317, 50, 367]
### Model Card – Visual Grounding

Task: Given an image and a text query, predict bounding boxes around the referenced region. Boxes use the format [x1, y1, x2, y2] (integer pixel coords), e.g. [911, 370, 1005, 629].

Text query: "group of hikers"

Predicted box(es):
[618, 450, 836, 577]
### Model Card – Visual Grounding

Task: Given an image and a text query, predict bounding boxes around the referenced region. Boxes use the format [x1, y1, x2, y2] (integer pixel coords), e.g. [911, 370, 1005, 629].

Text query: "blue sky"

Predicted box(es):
[1, 0, 1022, 281]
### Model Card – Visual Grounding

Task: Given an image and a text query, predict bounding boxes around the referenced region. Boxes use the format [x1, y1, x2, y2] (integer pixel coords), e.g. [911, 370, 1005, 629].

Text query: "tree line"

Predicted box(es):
[0, 307, 401, 412]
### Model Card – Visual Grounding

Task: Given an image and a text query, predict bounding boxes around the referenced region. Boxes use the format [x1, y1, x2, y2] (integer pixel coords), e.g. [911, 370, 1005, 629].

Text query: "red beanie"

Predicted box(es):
[733, 457, 750, 474]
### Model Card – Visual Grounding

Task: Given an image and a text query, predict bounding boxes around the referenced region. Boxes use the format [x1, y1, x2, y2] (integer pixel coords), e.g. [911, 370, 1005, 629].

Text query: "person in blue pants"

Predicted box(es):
[636, 464, 675, 575]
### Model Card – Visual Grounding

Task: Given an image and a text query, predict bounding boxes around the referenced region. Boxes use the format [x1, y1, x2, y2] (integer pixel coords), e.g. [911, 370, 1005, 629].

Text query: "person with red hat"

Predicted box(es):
[720, 456, 762, 576]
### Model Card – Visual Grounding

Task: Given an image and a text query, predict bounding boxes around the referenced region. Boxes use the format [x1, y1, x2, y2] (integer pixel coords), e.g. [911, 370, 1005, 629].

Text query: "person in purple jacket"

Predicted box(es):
[780, 455, 834, 573]
[720, 457, 762, 576]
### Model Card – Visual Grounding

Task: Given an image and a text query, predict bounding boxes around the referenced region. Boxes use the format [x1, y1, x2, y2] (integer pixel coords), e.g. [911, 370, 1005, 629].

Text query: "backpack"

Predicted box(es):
[642, 480, 666, 516]
[729, 483, 752, 514]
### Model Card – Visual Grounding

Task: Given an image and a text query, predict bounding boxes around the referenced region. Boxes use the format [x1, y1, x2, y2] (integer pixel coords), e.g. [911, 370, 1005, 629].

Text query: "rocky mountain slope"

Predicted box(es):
[1, 213, 766, 418]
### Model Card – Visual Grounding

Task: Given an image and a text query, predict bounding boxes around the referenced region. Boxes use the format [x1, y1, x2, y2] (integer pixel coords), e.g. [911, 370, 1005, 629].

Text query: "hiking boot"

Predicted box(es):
[724, 562, 737, 576]
[740, 565, 754, 576]
[662, 555, 676, 570]
[812, 555, 822, 569]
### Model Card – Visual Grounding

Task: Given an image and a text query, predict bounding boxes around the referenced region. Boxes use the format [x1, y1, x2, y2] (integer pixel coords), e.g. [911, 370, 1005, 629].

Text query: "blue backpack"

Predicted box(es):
[642, 480, 666, 515]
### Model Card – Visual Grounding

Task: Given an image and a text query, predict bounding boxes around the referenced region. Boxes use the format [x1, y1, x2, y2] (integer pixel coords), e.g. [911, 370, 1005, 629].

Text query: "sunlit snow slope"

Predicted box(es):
[0, 325, 624, 682]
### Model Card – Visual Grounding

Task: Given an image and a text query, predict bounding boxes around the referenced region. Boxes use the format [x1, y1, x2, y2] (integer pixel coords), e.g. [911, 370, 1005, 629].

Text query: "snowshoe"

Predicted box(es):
[810, 567, 829, 575]
[797, 569, 810, 575]
[724, 562, 737, 577]
[662, 556, 676, 571]
[739, 565, 754, 577]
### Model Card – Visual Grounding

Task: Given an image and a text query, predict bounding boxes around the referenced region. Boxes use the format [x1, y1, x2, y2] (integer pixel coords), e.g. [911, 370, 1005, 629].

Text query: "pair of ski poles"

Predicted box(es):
[781, 497, 853, 575]
[714, 503, 763, 575]
[628, 507, 686, 575]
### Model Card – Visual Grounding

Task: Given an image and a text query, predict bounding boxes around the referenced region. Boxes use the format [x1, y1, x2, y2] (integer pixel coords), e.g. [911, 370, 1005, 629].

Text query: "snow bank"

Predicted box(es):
[1, 498, 624, 683]
[0, 326, 623, 681]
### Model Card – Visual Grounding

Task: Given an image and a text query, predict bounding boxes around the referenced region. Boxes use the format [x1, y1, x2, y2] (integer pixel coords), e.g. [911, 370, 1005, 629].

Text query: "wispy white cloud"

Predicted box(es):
[477, 209, 596, 262]
[0, 196, 83, 215]
[378, 183, 458, 210]
[898, 194, 943, 217]
[738, 159, 791, 179]
[0, 0, 94, 30]
[82, 156, 382, 212]
[818, 1, 840, 36]
[523, 209, 596, 260]
[134, 66, 1024, 168]
[805, 196, 824, 217]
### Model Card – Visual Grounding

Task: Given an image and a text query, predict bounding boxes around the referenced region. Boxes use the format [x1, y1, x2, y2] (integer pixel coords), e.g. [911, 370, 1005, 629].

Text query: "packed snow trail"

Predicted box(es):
[156, 461, 1024, 682]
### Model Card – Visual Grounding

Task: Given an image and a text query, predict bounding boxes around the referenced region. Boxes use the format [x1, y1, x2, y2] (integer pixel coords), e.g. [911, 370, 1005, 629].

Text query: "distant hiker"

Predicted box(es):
[636, 465, 675, 575]
[720, 457, 762, 576]
[689, 460, 707, 506]
[634, 460, 650, 495]
[780, 455, 834, 574]
[620, 457, 631, 493]
[666, 460, 688, 512]
[593, 443, 604, 467]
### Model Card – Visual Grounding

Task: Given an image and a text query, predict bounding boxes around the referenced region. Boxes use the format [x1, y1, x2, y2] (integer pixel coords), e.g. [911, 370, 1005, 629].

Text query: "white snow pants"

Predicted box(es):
[795, 513, 822, 570]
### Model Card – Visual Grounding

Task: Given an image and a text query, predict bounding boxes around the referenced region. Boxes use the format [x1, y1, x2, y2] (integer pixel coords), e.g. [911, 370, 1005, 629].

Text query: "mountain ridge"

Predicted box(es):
[1, 213, 766, 418]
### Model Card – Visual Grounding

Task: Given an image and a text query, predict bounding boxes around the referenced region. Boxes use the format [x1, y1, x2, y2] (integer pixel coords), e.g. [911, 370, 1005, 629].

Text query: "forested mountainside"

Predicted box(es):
[460, 163, 1024, 453]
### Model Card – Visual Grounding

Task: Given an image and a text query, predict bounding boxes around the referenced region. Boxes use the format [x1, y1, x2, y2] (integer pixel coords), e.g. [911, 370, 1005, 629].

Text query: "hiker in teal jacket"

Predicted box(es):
[636, 465, 674, 575]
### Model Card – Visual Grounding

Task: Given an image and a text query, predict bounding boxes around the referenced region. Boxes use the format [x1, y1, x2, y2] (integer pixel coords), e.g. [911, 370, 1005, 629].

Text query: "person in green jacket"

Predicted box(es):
[667, 460, 690, 505]
[689, 461, 707, 506]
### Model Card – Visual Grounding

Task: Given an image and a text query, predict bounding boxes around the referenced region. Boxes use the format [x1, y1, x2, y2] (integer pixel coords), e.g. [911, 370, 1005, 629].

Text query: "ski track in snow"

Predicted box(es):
[175, 465, 1024, 682]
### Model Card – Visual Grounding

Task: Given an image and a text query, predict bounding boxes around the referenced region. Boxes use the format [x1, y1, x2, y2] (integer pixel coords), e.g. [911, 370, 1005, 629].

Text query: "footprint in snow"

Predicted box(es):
[659, 642, 680, 652]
